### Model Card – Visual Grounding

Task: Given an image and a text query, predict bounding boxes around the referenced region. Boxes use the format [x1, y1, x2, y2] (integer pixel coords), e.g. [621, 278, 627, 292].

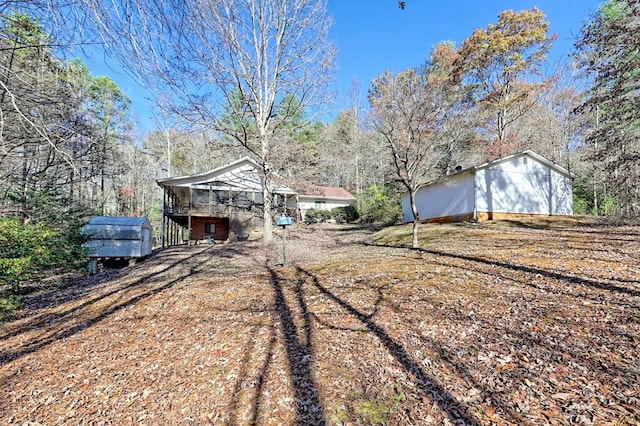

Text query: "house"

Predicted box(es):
[401, 150, 575, 223]
[286, 186, 356, 221]
[157, 157, 355, 247]
[157, 157, 296, 247]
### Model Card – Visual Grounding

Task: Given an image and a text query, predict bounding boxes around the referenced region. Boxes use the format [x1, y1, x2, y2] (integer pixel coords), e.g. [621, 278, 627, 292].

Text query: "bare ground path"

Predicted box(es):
[1, 220, 639, 425]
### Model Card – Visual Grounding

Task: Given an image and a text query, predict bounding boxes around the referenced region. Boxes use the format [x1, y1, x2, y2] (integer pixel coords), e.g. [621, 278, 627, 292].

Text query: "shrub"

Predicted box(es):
[0, 189, 90, 320]
[358, 185, 402, 225]
[0, 218, 49, 291]
[600, 194, 617, 216]
[331, 204, 360, 224]
[0, 217, 88, 293]
[0, 292, 20, 322]
[304, 208, 332, 224]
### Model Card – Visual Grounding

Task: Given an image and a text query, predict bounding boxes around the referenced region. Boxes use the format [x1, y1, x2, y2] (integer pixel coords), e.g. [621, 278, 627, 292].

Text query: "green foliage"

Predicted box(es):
[0, 258, 31, 291]
[0, 218, 51, 291]
[304, 208, 333, 224]
[0, 292, 20, 322]
[358, 185, 402, 225]
[572, 177, 592, 216]
[354, 400, 390, 424]
[575, 0, 640, 217]
[599, 0, 625, 21]
[0, 201, 88, 296]
[331, 204, 360, 224]
[572, 177, 619, 217]
[2, 11, 50, 53]
[305, 205, 360, 225]
[600, 194, 618, 216]
[573, 192, 590, 216]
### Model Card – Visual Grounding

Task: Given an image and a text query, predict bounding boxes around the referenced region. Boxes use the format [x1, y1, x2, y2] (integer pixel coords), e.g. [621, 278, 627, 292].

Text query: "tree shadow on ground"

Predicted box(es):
[419, 246, 640, 298]
[266, 266, 325, 425]
[294, 265, 480, 425]
[225, 321, 278, 426]
[0, 245, 217, 365]
[367, 241, 640, 299]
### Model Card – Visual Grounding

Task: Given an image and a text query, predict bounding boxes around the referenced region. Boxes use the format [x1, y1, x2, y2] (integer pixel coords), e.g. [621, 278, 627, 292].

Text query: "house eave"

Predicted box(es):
[156, 156, 296, 194]
[405, 150, 576, 196]
[473, 150, 576, 179]
[156, 156, 260, 188]
[298, 195, 356, 202]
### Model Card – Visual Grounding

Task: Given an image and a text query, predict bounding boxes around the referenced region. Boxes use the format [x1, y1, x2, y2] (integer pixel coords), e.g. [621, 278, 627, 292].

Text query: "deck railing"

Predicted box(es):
[165, 203, 258, 216]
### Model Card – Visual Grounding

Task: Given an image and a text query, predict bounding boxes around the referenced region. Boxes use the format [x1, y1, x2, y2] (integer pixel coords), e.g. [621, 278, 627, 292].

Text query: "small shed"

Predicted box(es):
[83, 216, 153, 259]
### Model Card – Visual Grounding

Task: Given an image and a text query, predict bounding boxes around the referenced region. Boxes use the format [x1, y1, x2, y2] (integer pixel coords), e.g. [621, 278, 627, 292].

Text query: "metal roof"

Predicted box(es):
[445, 150, 575, 179]
[85, 216, 150, 227]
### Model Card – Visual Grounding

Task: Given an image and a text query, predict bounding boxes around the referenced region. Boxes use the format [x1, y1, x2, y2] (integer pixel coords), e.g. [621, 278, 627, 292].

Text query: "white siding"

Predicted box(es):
[475, 155, 573, 215]
[298, 199, 351, 211]
[289, 197, 353, 212]
[288, 196, 354, 220]
[402, 172, 475, 222]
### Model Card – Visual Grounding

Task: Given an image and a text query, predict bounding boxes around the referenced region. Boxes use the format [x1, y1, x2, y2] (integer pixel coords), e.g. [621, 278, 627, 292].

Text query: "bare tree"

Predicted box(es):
[369, 43, 472, 248]
[71, 0, 335, 242]
[512, 62, 586, 168]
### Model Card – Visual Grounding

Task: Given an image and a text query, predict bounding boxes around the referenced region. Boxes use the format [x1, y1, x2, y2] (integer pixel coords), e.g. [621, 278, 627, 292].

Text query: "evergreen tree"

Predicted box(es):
[575, 0, 640, 217]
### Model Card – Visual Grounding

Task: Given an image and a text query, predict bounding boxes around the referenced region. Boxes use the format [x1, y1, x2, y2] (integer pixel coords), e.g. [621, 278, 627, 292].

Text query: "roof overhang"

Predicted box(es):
[407, 150, 576, 195]
[156, 156, 296, 194]
[472, 150, 576, 179]
[298, 194, 356, 202]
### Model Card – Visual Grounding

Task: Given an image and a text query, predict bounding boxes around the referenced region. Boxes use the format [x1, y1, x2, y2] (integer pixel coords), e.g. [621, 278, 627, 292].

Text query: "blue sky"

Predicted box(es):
[327, 0, 602, 107]
[87, 0, 604, 133]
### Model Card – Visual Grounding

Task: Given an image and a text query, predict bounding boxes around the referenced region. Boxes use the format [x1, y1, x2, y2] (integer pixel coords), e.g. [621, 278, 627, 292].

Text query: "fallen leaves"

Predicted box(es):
[1, 219, 639, 424]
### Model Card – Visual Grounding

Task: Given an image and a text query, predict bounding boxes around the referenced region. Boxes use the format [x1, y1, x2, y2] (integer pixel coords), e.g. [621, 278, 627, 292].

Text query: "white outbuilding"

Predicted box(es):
[401, 150, 575, 223]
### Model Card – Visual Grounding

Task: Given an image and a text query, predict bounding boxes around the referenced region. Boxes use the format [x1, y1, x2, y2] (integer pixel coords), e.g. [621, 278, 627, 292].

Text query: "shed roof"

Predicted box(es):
[85, 216, 150, 227]
[411, 150, 576, 194]
[472, 150, 575, 178]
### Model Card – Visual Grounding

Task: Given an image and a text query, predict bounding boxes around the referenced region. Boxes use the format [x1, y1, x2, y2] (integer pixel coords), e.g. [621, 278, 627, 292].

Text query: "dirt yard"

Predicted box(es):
[1, 219, 639, 425]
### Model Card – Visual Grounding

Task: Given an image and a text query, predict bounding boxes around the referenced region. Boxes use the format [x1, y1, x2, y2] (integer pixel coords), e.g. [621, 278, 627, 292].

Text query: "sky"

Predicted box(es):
[327, 0, 602, 107]
[86, 0, 605, 134]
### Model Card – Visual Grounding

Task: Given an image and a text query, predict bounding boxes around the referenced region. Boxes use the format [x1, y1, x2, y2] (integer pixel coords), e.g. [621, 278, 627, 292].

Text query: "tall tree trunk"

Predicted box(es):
[262, 178, 273, 243]
[409, 190, 419, 248]
[260, 140, 273, 243]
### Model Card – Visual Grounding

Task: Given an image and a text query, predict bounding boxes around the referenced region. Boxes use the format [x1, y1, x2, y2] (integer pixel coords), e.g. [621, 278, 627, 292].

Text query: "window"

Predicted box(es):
[204, 223, 216, 234]
[315, 201, 326, 210]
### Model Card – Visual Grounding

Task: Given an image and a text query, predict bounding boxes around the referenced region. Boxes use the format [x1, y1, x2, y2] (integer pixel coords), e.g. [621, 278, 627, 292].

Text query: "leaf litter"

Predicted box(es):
[1, 217, 639, 425]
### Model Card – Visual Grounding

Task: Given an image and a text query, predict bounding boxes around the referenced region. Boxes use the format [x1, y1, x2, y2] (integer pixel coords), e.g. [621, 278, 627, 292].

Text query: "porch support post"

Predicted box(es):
[171, 193, 176, 245]
[161, 187, 166, 249]
[188, 185, 193, 245]
[209, 184, 213, 215]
